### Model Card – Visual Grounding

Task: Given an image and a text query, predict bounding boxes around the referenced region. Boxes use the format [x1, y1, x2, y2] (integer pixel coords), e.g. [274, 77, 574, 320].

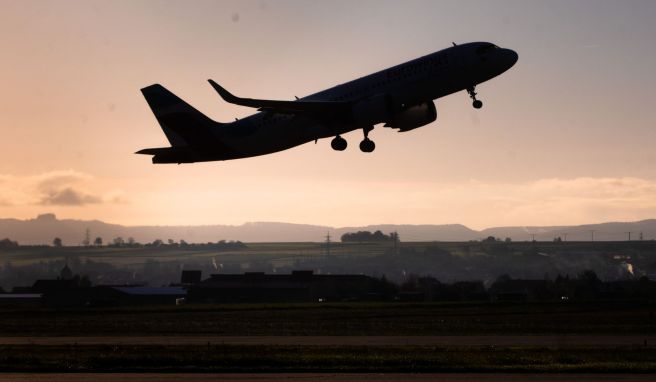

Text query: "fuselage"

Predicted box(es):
[141, 42, 518, 163]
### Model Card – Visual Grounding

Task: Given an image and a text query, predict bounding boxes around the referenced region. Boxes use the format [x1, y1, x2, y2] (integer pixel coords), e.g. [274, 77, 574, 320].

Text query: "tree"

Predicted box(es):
[94, 237, 103, 247]
[112, 237, 125, 247]
[0, 238, 18, 249]
[578, 270, 600, 283]
[53, 237, 62, 247]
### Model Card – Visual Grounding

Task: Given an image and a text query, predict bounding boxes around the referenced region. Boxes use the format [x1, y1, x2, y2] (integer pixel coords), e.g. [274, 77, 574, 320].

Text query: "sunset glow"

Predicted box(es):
[1, 0, 655, 229]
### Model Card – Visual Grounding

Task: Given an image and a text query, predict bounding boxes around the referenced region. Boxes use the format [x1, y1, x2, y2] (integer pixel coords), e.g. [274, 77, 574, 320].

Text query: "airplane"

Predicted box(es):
[138, 42, 518, 163]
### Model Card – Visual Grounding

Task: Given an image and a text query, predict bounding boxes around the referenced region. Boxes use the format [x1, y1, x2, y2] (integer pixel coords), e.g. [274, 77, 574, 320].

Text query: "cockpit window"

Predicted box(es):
[476, 44, 498, 55]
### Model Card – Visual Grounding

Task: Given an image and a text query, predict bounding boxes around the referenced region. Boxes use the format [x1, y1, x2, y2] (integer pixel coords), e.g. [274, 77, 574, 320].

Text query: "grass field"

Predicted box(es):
[0, 344, 655, 372]
[0, 301, 654, 372]
[4, 240, 655, 267]
[0, 301, 654, 336]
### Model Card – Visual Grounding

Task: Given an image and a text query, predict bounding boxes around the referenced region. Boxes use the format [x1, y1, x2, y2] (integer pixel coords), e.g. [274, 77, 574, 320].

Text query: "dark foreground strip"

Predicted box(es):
[0, 345, 655, 373]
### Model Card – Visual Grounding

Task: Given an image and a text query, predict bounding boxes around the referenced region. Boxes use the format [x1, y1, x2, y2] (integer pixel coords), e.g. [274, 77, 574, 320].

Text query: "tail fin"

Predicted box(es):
[141, 84, 222, 147]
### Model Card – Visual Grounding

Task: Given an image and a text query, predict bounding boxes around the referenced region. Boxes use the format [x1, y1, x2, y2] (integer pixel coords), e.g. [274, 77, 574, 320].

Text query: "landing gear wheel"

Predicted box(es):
[330, 136, 347, 151]
[359, 138, 375, 153]
[467, 86, 483, 109]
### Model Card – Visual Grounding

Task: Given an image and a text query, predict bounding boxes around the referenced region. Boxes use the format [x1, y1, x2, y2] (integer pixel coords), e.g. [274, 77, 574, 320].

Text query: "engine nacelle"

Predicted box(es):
[385, 101, 437, 132]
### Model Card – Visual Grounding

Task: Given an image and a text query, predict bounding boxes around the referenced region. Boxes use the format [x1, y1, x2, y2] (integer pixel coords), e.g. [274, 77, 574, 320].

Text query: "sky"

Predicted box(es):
[1, 0, 656, 229]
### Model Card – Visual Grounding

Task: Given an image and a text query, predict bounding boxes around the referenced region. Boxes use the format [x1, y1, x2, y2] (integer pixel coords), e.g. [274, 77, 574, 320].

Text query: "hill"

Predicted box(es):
[1, 213, 655, 245]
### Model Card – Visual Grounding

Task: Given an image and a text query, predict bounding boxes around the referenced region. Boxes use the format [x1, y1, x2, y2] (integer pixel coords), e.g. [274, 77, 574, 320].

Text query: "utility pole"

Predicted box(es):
[563, 233, 568, 242]
[640, 232, 644, 241]
[325, 231, 331, 256]
[531, 233, 536, 242]
[625, 232, 632, 241]
[393, 231, 399, 255]
[590, 230, 595, 242]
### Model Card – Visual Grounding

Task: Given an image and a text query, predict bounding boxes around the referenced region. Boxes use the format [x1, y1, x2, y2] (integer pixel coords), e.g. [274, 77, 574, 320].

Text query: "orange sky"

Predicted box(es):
[1, 0, 656, 229]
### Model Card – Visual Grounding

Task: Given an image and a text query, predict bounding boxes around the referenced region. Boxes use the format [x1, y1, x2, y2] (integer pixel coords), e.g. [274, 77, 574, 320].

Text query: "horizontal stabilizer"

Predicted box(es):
[136, 147, 173, 155]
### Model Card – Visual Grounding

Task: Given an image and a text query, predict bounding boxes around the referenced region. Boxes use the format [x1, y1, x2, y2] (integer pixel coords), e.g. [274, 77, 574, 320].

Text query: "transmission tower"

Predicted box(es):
[325, 231, 331, 256]
[83, 228, 91, 247]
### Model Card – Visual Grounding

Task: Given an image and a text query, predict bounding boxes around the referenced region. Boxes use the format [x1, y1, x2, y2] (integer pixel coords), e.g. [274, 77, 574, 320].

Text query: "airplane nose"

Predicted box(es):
[506, 49, 518, 67]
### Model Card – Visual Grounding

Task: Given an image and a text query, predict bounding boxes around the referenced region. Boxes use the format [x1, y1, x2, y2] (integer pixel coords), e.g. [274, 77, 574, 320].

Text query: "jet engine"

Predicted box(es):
[385, 101, 437, 132]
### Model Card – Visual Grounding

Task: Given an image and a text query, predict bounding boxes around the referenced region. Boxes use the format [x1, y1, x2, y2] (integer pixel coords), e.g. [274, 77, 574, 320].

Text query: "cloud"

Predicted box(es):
[39, 187, 102, 206]
[0, 170, 125, 207]
[32, 170, 91, 193]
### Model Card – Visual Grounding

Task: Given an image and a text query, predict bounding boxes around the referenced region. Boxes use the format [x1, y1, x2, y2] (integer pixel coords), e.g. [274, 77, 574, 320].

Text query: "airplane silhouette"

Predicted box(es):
[138, 42, 518, 163]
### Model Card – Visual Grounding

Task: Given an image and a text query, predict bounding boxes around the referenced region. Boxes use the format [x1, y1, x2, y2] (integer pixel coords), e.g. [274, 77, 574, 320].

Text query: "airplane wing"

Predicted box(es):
[208, 79, 351, 115]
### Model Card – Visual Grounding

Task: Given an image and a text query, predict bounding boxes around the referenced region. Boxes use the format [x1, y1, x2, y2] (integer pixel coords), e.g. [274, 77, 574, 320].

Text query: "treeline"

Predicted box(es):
[110, 238, 247, 251]
[0, 237, 246, 251]
[341, 230, 399, 243]
[395, 271, 656, 302]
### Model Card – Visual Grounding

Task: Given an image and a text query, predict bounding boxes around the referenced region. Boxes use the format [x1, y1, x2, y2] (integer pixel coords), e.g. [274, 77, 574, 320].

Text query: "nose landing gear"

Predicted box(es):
[330, 135, 347, 151]
[359, 125, 375, 153]
[467, 86, 483, 109]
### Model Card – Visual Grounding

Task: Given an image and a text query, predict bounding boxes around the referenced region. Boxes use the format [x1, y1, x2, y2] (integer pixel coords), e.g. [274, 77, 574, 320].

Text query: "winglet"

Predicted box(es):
[208, 79, 240, 104]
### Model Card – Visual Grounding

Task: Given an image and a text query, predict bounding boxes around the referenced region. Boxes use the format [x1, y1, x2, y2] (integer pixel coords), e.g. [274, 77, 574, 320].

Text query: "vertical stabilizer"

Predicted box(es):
[141, 84, 221, 147]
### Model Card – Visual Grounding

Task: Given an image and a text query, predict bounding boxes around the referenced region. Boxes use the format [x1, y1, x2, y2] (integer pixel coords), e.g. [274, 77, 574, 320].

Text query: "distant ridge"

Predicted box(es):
[1, 213, 655, 245]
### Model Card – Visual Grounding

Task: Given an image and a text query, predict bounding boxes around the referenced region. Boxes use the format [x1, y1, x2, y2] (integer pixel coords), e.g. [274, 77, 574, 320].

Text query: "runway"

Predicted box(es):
[1, 335, 654, 346]
[0, 374, 652, 382]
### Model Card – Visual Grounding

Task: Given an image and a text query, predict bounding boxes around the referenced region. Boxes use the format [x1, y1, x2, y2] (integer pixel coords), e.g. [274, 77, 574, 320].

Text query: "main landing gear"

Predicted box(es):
[330, 126, 375, 153]
[467, 86, 483, 109]
[359, 125, 375, 153]
[330, 135, 347, 151]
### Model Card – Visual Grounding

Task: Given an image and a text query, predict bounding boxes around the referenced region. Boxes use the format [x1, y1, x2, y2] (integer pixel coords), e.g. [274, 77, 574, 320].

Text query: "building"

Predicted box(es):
[188, 270, 380, 303]
[489, 279, 552, 302]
